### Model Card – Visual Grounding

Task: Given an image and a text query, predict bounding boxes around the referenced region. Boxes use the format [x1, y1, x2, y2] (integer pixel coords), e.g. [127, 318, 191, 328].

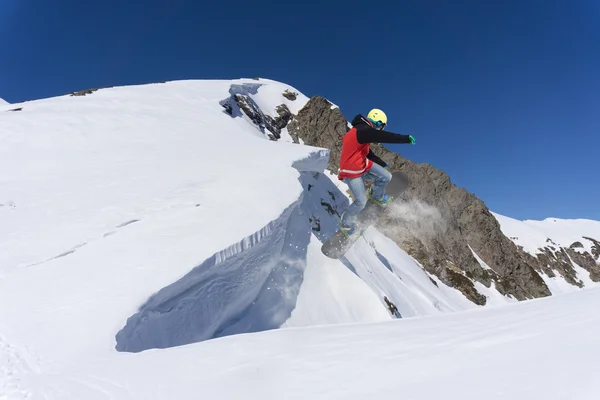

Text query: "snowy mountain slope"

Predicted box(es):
[1, 79, 331, 356]
[100, 287, 600, 400]
[2, 285, 599, 399]
[1, 79, 312, 272]
[0, 78, 509, 398]
[492, 212, 600, 256]
[492, 212, 600, 293]
[0, 97, 8, 105]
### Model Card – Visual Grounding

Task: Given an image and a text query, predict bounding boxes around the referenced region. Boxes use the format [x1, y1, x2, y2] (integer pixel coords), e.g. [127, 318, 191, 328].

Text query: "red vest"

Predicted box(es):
[337, 126, 373, 180]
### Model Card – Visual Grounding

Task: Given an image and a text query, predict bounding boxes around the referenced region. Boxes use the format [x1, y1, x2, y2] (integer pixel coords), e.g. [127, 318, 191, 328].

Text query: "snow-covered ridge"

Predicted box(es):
[1, 78, 329, 355]
[0, 79, 311, 271]
[492, 212, 600, 256]
[492, 212, 600, 294]
[0, 97, 8, 105]
[114, 153, 333, 352]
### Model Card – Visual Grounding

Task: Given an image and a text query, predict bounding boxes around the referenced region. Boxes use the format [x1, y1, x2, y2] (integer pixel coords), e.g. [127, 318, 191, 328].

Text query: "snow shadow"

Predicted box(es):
[115, 177, 313, 353]
[375, 251, 395, 274]
[114, 167, 397, 353]
[295, 172, 364, 276]
[218, 82, 264, 121]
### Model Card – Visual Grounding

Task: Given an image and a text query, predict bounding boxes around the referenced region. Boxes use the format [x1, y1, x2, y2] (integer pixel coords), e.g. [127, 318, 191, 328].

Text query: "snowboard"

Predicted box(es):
[321, 171, 409, 259]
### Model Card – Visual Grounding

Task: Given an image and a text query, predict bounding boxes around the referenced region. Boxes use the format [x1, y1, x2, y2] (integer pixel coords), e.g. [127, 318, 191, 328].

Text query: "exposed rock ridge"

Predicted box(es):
[218, 89, 598, 304]
[287, 96, 599, 303]
[220, 84, 295, 141]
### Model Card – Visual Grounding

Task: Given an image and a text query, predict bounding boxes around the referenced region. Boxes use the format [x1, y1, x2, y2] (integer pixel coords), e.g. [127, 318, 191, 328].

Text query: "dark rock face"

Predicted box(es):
[524, 239, 600, 284]
[584, 237, 600, 260]
[287, 97, 349, 171]
[234, 94, 265, 129]
[220, 86, 295, 141]
[283, 89, 298, 101]
[265, 104, 294, 138]
[442, 265, 487, 305]
[535, 247, 583, 287]
[565, 248, 599, 282]
[383, 296, 401, 317]
[70, 88, 101, 96]
[288, 96, 557, 303]
[584, 237, 600, 281]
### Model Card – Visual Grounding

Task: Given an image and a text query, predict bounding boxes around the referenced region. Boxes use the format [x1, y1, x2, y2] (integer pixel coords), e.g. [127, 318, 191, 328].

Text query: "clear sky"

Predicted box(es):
[1, 0, 598, 220]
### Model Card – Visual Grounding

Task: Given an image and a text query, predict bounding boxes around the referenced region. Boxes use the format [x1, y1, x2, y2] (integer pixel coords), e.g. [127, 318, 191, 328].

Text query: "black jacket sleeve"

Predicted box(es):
[366, 150, 387, 167]
[356, 125, 412, 145]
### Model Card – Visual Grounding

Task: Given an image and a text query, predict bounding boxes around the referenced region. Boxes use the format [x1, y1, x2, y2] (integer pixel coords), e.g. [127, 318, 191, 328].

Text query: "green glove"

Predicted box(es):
[408, 135, 415, 144]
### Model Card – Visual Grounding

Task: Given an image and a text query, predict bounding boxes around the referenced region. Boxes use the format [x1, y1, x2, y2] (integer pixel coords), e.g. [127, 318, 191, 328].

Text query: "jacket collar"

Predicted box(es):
[351, 114, 374, 128]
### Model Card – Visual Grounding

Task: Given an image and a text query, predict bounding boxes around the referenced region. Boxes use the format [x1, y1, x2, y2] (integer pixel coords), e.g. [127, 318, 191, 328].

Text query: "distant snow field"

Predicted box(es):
[1, 78, 598, 399]
[492, 212, 600, 256]
[492, 212, 600, 295]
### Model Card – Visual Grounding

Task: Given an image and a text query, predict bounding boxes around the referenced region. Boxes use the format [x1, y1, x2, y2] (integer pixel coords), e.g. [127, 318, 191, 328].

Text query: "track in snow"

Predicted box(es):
[0, 334, 34, 400]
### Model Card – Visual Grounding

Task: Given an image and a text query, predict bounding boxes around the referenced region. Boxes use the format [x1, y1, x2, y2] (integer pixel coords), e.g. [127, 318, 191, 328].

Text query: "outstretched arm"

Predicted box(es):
[356, 125, 413, 144]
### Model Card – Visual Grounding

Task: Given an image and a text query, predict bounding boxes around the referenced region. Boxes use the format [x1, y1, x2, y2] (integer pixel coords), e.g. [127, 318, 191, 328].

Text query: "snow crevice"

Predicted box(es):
[115, 151, 330, 353]
[115, 194, 306, 352]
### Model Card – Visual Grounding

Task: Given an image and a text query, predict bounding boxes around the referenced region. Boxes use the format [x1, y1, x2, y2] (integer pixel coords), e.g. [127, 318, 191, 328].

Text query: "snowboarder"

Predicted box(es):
[337, 108, 415, 239]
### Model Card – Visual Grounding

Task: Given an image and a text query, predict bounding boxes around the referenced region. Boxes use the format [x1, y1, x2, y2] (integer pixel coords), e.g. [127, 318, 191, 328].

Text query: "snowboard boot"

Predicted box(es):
[367, 187, 393, 206]
[339, 218, 360, 240]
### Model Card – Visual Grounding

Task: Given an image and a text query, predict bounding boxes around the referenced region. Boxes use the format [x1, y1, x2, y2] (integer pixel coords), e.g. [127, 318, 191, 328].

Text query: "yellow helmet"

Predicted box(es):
[367, 108, 387, 129]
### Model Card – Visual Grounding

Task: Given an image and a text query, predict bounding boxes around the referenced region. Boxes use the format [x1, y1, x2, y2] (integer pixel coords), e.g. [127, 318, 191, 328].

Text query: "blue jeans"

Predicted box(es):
[340, 162, 392, 227]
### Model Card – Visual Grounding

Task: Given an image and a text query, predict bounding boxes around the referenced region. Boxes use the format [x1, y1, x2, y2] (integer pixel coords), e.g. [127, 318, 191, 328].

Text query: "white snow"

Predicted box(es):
[283, 237, 393, 327]
[538, 254, 600, 296]
[1, 78, 598, 399]
[492, 212, 600, 256]
[2, 285, 599, 399]
[492, 212, 600, 292]
[469, 244, 493, 270]
[468, 245, 518, 305]
[0, 97, 8, 105]
[538, 269, 585, 295]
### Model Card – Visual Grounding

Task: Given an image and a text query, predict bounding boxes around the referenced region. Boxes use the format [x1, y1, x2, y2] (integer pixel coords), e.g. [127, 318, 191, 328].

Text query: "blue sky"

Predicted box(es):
[1, 0, 598, 220]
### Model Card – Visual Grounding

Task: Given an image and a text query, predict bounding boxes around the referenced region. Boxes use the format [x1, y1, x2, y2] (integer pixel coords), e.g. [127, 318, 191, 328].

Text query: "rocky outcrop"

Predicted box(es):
[67, 85, 121, 97]
[265, 104, 293, 138]
[287, 96, 349, 170]
[515, 238, 600, 284]
[69, 88, 105, 96]
[71, 88, 97, 96]
[584, 237, 600, 260]
[583, 237, 600, 281]
[535, 246, 583, 287]
[383, 296, 401, 317]
[288, 96, 559, 303]
[283, 89, 298, 101]
[220, 90, 294, 141]
[566, 247, 599, 282]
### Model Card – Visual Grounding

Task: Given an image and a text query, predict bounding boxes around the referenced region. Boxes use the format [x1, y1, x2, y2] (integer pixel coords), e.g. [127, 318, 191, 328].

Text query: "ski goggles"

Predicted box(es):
[373, 120, 386, 130]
